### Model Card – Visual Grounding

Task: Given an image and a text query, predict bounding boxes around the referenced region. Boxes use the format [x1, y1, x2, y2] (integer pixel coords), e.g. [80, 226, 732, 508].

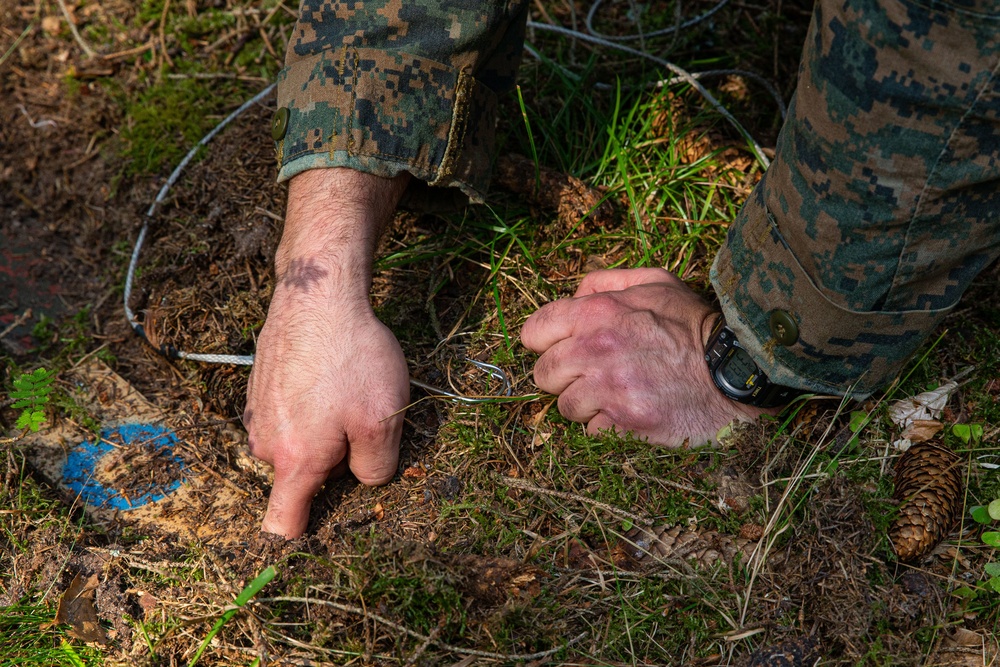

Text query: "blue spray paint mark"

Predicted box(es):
[62, 423, 186, 511]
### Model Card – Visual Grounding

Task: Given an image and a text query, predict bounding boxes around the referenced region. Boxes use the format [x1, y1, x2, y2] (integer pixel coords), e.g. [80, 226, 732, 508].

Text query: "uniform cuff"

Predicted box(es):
[273, 47, 499, 203]
[710, 183, 954, 398]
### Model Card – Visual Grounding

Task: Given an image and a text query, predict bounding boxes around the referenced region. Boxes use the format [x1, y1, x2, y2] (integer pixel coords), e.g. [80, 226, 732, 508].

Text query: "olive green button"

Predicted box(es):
[768, 310, 799, 346]
[271, 107, 290, 141]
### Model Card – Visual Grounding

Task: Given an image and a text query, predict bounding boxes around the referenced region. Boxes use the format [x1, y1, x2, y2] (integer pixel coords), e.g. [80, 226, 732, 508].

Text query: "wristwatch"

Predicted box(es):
[704, 314, 802, 408]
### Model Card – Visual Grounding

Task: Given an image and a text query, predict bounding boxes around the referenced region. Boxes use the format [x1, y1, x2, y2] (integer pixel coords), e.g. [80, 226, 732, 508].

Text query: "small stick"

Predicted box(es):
[0, 23, 33, 70]
[158, 0, 175, 69]
[500, 475, 654, 526]
[54, 0, 96, 59]
[0, 309, 32, 341]
[101, 41, 153, 61]
[402, 618, 443, 667]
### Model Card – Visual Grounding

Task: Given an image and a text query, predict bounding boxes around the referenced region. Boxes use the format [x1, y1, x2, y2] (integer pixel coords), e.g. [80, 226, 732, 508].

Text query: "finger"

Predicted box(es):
[575, 267, 679, 297]
[345, 408, 405, 486]
[585, 412, 620, 436]
[532, 336, 594, 394]
[520, 297, 584, 353]
[555, 378, 603, 424]
[262, 460, 330, 539]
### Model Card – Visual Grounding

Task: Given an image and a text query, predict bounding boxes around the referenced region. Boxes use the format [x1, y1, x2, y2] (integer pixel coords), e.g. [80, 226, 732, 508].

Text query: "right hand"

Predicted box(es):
[245, 285, 409, 539]
[244, 168, 410, 539]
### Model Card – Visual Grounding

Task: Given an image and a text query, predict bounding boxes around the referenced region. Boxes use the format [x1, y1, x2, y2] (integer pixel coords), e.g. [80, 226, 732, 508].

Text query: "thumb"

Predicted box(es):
[261, 463, 330, 539]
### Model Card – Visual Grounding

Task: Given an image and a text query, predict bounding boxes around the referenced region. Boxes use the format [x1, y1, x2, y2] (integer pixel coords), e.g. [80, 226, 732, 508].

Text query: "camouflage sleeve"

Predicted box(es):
[711, 0, 1000, 398]
[273, 1, 529, 204]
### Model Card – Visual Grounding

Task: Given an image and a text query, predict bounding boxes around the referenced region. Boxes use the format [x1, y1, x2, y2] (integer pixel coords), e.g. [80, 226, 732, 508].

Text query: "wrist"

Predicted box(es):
[704, 313, 803, 409]
[275, 168, 410, 303]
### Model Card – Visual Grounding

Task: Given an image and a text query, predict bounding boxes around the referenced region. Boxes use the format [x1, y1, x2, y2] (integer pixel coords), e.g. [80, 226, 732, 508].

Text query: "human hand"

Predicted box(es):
[244, 168, 410, 538]
[520, 268, 769, 446]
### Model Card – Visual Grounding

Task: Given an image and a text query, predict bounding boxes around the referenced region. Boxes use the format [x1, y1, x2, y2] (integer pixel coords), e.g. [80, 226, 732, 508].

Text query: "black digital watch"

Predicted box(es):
[704, 315, 802, 408]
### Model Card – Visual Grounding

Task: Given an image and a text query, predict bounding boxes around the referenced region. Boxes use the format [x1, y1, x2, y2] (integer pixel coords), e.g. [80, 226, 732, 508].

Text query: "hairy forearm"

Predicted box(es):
[275, 168, 411, 303]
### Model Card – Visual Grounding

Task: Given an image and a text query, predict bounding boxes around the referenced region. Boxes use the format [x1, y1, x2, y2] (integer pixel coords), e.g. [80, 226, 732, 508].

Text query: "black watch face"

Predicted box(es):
[717, 347, 760, 397]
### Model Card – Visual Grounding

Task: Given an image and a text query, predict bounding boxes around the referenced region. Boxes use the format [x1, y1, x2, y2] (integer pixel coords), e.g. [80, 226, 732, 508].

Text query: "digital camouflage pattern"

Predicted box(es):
[275, 0, 528, 203]
[712, 0, 1000, 396]
[276, 0, 999, 397]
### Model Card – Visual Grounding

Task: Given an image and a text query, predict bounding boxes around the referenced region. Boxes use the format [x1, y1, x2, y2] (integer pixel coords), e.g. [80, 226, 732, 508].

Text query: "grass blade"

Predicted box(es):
[187, 565, 276, 667]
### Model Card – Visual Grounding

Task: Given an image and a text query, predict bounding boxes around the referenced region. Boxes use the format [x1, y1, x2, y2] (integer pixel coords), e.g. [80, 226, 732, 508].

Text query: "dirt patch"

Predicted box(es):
[95, 440, 185, 502]
[4, 0, 998, 664]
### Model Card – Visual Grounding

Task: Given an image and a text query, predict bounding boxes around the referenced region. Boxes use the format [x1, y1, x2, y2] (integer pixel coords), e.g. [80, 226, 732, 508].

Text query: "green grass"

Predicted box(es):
[6, 0, 1000, 663]
[0, 602, 103, 666]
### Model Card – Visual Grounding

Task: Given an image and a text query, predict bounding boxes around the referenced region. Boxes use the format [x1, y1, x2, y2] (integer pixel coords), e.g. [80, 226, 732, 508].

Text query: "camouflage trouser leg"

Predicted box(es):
[712, 0, 1000, 396]
[274, 1, 529, 205]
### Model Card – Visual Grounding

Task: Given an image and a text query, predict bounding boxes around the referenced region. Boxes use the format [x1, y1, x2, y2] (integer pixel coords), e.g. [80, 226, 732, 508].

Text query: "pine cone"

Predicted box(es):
[889, 442, 964, 562]
[614, 524, 756, 569]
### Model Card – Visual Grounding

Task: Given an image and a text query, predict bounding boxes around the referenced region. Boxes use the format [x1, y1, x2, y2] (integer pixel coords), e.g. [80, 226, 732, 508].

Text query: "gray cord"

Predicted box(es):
[584, 0, 731, 41]
[598, 69, 788, 120]
[523, 42, 786, 120]
[123, 82, 276, 366]
[525, 21, 771, 167]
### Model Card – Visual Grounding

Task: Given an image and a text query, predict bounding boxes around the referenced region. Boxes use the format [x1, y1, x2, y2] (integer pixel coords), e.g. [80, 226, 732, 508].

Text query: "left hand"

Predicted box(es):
[520, 268, 769, 446]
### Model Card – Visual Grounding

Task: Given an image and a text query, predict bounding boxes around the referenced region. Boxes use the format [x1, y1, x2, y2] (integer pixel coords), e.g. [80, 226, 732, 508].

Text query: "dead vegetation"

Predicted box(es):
[3, 0, 1000, 664]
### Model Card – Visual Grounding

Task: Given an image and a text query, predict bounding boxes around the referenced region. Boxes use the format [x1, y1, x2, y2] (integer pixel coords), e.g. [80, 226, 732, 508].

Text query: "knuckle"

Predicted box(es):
[612, 397, 658, 431]
[578, 270, 606, 291]
[645, 267, 672, 282]
[581, 293, 621, 321]
[581, 327, 625, 357]
[269, 438, 306, 467]
[531, 355, 557, 390]
[351, 415, 394, 446]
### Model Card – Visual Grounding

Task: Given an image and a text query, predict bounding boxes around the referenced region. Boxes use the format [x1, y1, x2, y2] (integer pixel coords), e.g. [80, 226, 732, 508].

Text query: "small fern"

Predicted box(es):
[10, 368, 54, 432]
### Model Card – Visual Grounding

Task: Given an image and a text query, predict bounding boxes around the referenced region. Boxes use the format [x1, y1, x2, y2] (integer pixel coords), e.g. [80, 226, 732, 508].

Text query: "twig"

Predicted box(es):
[258, 597, 586, 661]
[158, 0, 175, 69]
[0, 309, 32, 341]
[68, 342, 110, 370]
[500, 475, 654, 526]
[0, 23, 33, 70]
[0, 430, 29, 446]
[54, 0, 96, 59]
[166, 72, 270, 83]
[101, 41, 153, 61]
[402, 619, 443, 667]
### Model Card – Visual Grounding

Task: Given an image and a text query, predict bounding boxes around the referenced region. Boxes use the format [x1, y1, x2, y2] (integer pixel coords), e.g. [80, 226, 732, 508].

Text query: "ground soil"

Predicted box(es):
[2, 0, 998, 665]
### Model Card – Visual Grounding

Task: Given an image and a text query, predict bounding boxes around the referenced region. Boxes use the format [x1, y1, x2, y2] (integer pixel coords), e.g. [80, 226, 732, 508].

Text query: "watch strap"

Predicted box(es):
[705, 315, 802, 408]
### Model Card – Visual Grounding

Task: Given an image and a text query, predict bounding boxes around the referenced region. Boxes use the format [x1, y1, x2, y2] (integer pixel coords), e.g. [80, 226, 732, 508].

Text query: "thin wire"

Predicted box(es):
[408, 359, 513, 403]
[523, 40, 786, 119]
[585, 0, 731, 41]
[123, 83, 277, 366]
[525, 21, 771, 167]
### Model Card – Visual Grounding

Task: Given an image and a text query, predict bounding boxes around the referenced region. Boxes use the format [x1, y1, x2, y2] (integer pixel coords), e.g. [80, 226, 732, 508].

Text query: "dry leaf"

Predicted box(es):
[373, 502, 384, 521]
[890, 382, 958, 450]
[137, 591, 158, 618]
[889, 382, 957, 429]
[901, 419, 944, 443]
[402, 466, 426, 479]
[952, 628, 984, 647]
[932, 626, 1000, 666]
[45, 573, 108, 645]
[530, 430, 552, 448]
